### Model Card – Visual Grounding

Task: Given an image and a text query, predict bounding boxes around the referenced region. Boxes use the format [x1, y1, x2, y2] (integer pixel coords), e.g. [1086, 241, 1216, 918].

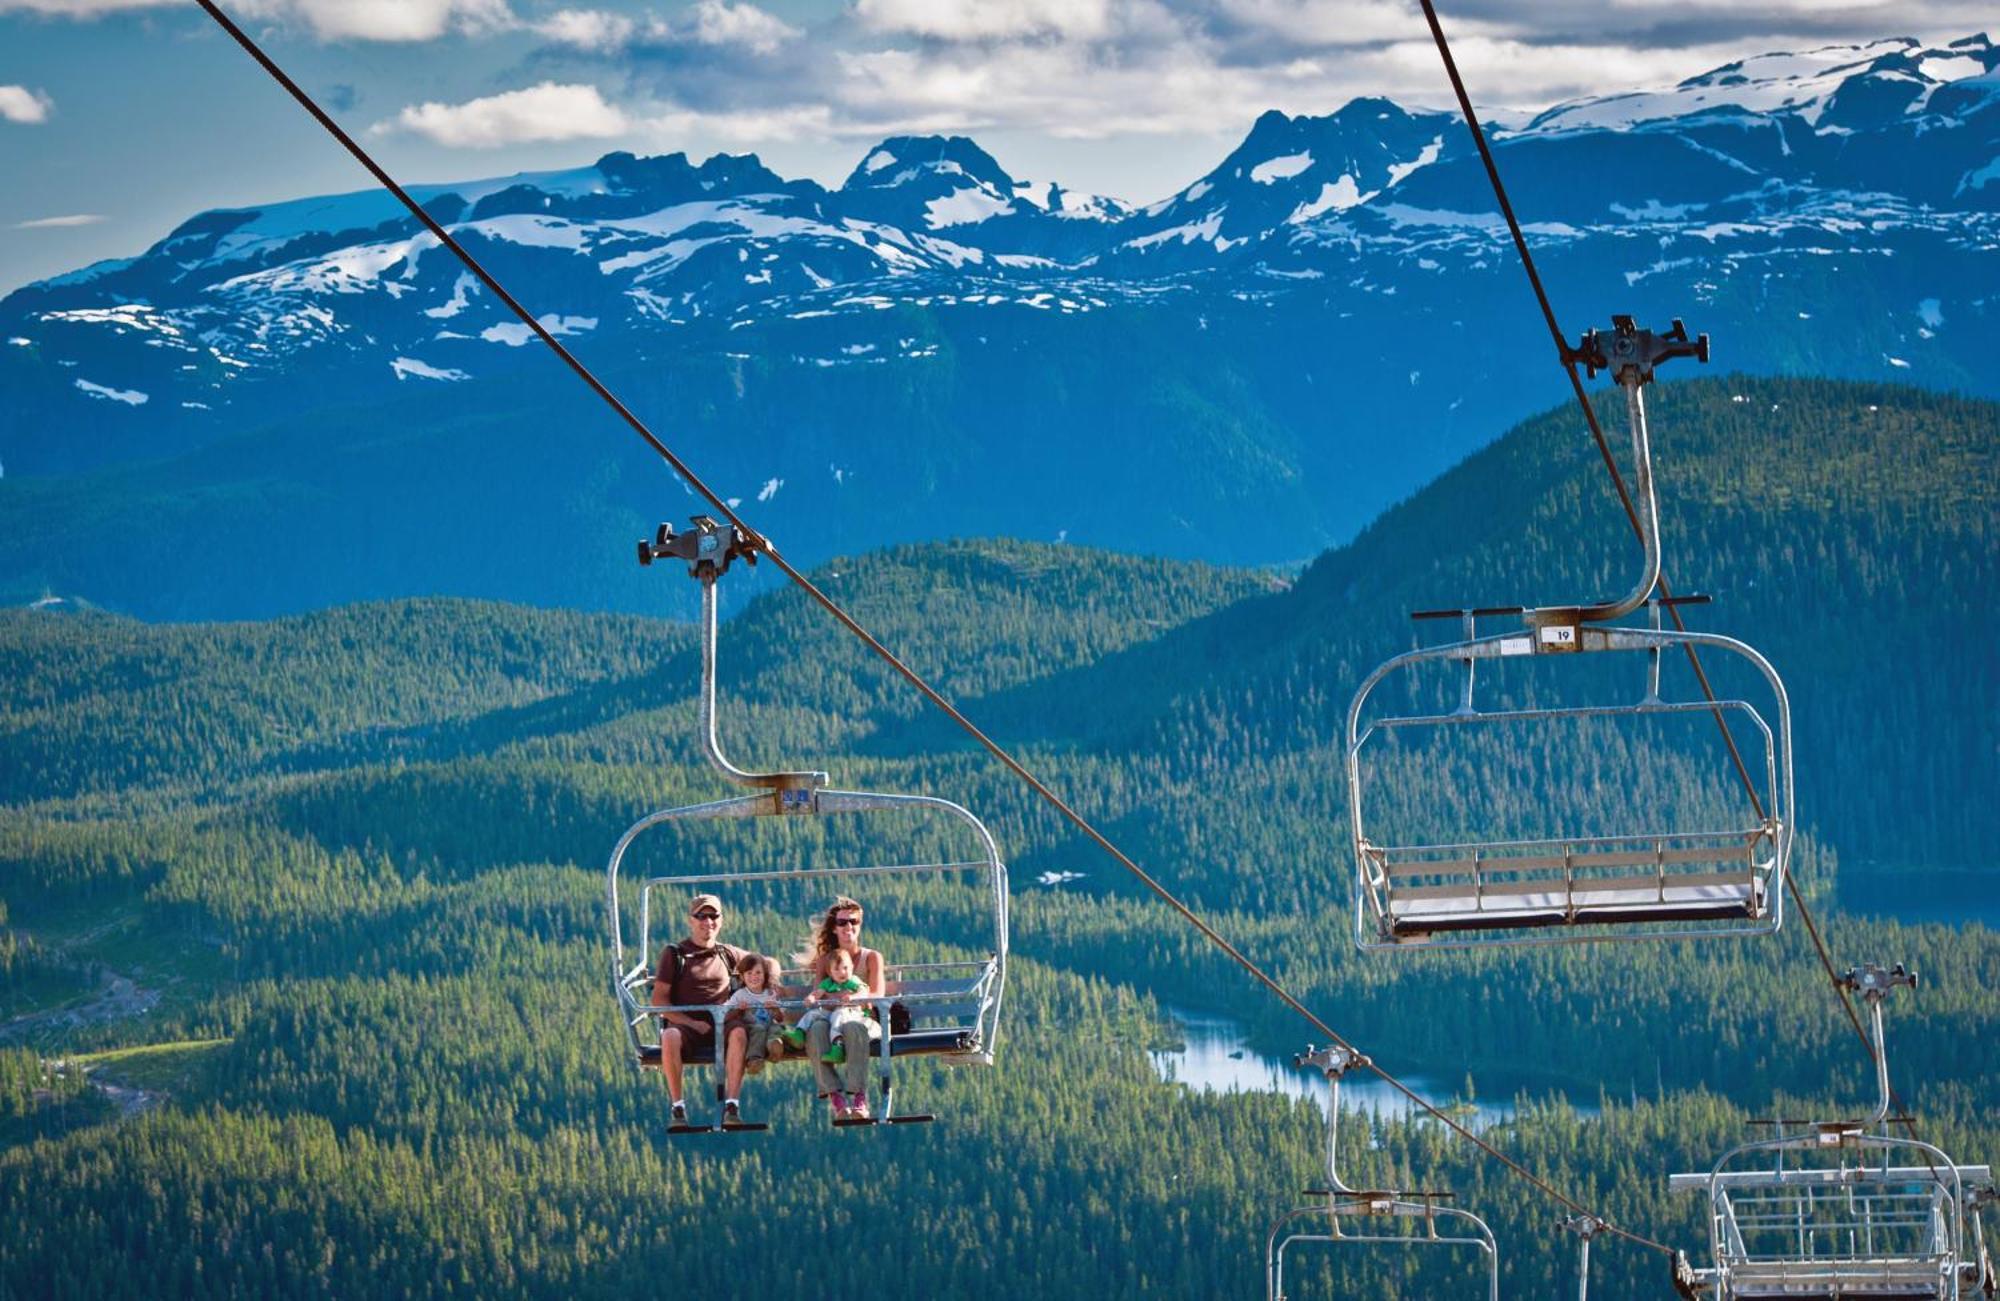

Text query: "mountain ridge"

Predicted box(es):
[1, 33, 1994, 618]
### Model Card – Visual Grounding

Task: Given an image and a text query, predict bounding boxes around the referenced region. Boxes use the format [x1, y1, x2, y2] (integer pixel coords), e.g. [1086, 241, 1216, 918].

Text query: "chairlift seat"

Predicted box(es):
[1369, 828, 1775, 939]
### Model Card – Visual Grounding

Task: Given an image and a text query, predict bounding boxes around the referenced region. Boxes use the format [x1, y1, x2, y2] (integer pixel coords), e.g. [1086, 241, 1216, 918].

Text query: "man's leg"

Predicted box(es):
[661, 1025, 686, 1104]
[723, 1026, 748, 1101]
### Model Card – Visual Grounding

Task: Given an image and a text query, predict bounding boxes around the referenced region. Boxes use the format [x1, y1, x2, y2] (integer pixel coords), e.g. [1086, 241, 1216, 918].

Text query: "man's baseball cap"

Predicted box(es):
[689, 893, 723, 914]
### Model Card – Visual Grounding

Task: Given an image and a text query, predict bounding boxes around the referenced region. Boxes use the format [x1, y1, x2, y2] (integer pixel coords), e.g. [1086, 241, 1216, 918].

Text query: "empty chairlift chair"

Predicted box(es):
[1266, 1045, 1501, 1301]
[1345, 318, 1795, 950]
[605, 520, 1008, 1127]
[1669, 965, 1997, 1300]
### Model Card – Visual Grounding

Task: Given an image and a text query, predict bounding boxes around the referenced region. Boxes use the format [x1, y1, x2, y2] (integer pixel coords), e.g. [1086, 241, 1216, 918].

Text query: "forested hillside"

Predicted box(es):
[1, 379, 1993, 1299]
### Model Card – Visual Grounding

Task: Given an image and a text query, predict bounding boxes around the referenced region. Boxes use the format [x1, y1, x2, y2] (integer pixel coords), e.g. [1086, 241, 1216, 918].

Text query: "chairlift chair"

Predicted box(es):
[1266, 1045, 1501, 1300]
[1669, 965, 1996, 1300]
[605, 519, 1009, 1128]
[1345, 318, 1795, 950]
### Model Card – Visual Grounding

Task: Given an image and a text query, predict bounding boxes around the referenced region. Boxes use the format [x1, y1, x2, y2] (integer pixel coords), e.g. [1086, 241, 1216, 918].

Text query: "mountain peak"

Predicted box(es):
[841, 136, 1016, 194]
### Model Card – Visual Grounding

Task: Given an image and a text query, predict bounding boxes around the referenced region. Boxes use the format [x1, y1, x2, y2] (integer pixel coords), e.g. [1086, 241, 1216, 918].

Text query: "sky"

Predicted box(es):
[0, 0, 1989, 293]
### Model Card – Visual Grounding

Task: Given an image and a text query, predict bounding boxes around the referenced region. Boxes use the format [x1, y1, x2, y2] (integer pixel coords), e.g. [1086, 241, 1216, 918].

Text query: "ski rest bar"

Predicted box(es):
[1346, 614, 1793, 951]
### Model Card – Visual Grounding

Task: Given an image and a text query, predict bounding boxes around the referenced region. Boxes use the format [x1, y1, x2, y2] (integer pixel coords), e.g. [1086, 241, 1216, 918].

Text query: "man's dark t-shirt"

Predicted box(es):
[654, 940, 748, 1037]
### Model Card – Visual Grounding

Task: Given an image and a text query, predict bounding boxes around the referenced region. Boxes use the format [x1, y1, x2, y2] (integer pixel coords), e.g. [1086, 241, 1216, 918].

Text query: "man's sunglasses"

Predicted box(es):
[692, 910, 721, 921]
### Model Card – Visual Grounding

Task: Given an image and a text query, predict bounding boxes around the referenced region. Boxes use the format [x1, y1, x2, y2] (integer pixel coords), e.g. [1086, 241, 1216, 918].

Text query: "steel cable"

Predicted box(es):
[194, 0, 1680, 1259]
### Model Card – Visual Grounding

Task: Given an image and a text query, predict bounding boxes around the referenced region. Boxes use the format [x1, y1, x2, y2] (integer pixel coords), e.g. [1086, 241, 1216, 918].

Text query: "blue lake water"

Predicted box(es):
[1148, 1008, 1597, 1129]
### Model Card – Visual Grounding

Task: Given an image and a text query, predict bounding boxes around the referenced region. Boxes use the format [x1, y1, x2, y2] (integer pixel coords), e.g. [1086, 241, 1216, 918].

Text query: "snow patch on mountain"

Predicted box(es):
[391, 356, 469, 381]
[925, 187, 1013, 228]
[480, 314, 596, 346]
[425, 273, 479, 319]
[469, 215, 590, 250]
[1127, 211, 1230, 251]
[217, 234, 439, 296]
[75, 378, 147, 405]
[1385, 138, 1444, 187]
[1289, 177, 1370, 223]
[1250, 152, 1314, 184]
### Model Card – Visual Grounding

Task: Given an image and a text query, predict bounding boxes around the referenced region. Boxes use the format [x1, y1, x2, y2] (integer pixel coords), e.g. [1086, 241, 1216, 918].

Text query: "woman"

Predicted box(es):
[801, 895, 885, 1119]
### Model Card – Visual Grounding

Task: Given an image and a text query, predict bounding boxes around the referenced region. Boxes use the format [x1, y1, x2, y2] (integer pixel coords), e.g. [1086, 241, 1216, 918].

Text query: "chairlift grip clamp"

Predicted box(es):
[1838, 962, 1918, 1003]
[1567, 315, 1710, 386]
[636, 515, 766, 577]
[1295, 1043, 1370, 1077]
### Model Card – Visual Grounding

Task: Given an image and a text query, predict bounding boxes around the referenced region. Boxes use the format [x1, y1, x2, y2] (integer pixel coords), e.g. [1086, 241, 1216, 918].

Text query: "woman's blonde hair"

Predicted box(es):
[794, 895, 864, 970]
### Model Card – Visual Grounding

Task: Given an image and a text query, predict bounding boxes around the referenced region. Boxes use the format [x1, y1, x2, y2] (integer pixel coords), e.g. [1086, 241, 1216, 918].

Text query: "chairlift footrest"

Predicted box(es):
[718, 1119, 770, 1133]
[884, 1113, 935, 1125]
[666, 1123, 714, 1136]
[832, 1115, 879, 1128]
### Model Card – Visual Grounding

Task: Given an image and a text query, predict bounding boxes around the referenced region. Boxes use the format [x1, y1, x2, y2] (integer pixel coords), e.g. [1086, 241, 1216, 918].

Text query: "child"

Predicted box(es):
[786, 947, 879, 1069]
[721, 953, 788, 1076]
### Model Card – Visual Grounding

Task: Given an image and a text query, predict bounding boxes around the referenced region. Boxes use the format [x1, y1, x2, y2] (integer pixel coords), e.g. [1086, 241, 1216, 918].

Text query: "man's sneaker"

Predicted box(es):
[846, 1092, 871, 1120]
[780, 1027, 806, 1049]
[829, 1092, 849, 1119]
[822, 1041, 846, 1066]
[669, 1101, 689, 1126]
[721, 1100, 742, 1126]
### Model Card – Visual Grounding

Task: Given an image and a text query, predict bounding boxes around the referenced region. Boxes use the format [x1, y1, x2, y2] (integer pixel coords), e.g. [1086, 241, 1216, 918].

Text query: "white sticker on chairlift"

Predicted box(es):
[1538, 625, 1578, 649]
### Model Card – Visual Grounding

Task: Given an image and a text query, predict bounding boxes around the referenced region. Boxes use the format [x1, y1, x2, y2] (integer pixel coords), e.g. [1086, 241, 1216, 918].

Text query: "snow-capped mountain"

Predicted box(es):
[1109, 100, 1461, 262]
[2, 34, 1996, 617]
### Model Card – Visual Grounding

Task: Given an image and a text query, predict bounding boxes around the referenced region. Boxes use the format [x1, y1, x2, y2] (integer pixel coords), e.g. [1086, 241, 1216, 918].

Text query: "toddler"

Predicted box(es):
[786, 947, 879, 1066]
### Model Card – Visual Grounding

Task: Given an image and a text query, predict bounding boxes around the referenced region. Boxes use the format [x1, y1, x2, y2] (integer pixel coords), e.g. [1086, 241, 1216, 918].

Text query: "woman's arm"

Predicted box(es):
[860, 949, 886, 997]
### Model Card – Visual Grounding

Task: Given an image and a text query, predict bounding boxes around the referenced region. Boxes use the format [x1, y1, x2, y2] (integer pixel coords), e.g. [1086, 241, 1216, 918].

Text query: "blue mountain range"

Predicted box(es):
[1, 33, 1994, 616]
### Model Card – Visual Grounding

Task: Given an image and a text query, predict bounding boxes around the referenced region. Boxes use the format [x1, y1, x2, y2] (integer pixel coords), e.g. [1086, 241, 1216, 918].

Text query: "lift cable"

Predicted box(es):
[1415, 0, 1913, 1127]
[193, 0, 1675, 1257]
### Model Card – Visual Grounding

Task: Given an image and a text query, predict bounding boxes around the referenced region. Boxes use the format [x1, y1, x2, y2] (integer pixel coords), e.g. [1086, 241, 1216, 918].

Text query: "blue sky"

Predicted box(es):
[1, 0, 1987, 293]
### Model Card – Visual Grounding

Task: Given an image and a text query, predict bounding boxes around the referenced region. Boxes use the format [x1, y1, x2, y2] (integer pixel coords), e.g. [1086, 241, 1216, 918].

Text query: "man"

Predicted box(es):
[651, 892, 748, 1126]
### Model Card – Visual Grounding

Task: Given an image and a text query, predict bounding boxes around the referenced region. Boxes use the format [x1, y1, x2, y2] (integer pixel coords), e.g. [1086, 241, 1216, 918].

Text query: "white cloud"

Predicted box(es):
[0, 0, 174, 14]
[678, 0, 799, 54]
[0, 85, 54, 124]
[531, 7, 634, 51]
[639, 102, 836, 144]
[16, 213, 104, 228]
[1215, 0, 1478, 46]
[856, 0, 1114, 41]
[379, 81, 630, 147]
[234, 0, 514, 43]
